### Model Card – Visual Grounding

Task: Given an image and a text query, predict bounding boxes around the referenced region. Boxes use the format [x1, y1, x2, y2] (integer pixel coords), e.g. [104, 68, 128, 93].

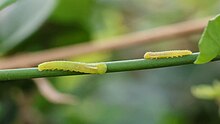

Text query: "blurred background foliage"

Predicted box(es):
[0, 0, 220, 124]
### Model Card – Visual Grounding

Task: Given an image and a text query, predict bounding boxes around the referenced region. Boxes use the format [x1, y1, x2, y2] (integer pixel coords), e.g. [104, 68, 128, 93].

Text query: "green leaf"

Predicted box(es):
[0, 0, 16, 10]
[50, 0, 94, 23]
[191, 85, 216, 100]
[191, 80, 220, 100]
[0, 0, 57, 55]
[194, 15, 220, 64]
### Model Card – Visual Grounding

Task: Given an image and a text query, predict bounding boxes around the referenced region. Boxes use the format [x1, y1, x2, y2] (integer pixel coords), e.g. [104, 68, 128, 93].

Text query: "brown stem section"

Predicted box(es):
[33, 78, 78, 105]
[0, 17, 209, 69]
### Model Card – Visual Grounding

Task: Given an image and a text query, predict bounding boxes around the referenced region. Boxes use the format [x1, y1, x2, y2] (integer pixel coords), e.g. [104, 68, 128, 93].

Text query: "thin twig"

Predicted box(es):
[33, 78, 78, 105]
[0, 53, 219, 81]
[0, 17, 209, 69]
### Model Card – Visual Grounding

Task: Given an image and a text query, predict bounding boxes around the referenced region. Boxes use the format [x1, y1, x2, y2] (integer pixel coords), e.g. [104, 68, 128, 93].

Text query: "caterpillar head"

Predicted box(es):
[144, 52, 152, 59]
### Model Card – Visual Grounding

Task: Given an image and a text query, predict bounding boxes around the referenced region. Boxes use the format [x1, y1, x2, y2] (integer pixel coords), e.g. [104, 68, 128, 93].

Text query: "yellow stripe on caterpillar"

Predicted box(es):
[38, 61, 107, 74]
[144, 50, 192, 59]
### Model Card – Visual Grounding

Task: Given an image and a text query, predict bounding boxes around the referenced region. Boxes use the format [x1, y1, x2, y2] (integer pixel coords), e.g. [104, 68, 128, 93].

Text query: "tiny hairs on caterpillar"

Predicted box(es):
[144, 50, 192, 59]
[38, 61, 107, 74]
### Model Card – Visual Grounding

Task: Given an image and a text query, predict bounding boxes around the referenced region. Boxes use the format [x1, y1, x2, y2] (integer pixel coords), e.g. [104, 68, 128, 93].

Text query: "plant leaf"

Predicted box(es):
[191, 85, 216, 100]
[194, 15, 220, 64]
[0, 0, 57, 55]
[0, 0, 16, 10]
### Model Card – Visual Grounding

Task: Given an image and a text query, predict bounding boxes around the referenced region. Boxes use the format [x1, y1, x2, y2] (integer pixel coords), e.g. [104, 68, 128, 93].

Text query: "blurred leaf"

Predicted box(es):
[13, 0, 95, 53]
[0, 0, 57, 54]
[0, 0, 16, 10]
[191, 80, 220, 100]
[191, 85, 216, 100]
[194, 15, 220, 64]
[91, 9, 127, 39]
[50, 0, 94, 24]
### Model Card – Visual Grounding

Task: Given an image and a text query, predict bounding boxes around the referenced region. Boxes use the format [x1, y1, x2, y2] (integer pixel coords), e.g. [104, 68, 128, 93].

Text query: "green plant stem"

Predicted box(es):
[0, 53, 220, 81]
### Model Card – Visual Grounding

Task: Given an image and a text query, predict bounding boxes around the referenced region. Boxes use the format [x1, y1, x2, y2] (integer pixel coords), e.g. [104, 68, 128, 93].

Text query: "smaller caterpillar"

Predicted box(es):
[38, 61, 107, 74]
[144, 50, 192, 59]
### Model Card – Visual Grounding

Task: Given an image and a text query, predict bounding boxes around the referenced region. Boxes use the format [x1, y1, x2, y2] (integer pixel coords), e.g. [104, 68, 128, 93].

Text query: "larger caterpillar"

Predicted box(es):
[38, 61, 107, 74]
[144, 50, 192, 59]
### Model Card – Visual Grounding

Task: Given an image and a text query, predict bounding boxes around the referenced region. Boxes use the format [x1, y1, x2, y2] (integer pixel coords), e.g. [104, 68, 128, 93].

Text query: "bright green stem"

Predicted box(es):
[0, 53, 220, 81]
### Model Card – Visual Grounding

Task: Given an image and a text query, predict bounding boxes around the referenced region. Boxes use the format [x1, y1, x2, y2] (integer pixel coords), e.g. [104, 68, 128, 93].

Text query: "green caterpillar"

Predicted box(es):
[144, 50, 192, 59]
[38, 61, 107, 74]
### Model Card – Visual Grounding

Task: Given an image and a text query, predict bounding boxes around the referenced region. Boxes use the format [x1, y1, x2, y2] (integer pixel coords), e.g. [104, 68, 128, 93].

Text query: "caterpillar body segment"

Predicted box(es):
[38, 61, 107, 74]
[144, 50, 192, 59]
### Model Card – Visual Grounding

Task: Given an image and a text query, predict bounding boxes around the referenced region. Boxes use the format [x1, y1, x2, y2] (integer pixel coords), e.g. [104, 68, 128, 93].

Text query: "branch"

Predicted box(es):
[33, 78, 78, 105]
[0, 53, 219, 81]
[0, 17, 209, 69]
